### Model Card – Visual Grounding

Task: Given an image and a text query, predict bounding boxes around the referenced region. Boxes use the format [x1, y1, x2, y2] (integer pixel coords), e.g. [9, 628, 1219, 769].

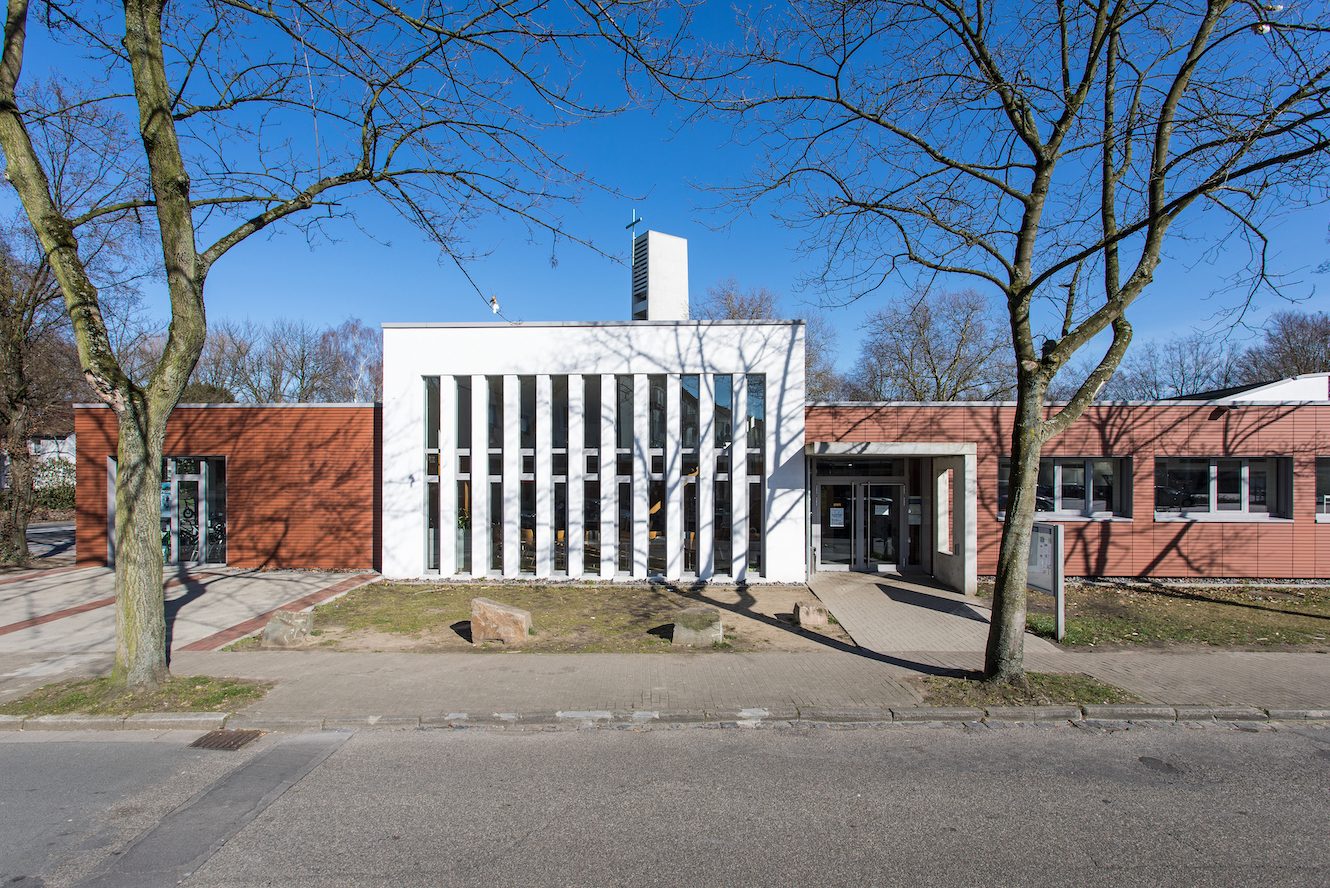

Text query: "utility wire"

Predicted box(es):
[448, 252, 519, 324]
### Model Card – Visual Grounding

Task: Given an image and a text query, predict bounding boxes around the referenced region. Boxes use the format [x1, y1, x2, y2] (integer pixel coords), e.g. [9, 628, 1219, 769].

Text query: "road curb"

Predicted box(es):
[3, 705, 1329, 732]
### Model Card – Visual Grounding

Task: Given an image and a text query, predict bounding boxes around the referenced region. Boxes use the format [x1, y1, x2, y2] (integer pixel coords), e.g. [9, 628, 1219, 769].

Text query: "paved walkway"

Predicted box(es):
[0, 567, 373, 703]
[158, 645, 1330, 721]
[809, 571, 1061, 656]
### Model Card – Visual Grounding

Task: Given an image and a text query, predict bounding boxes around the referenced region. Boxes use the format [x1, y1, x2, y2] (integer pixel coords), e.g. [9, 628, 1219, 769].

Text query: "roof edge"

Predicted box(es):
[807, 399, 1330, 408]
[74, 402, 380, 409]
[381, 319, 804, 329]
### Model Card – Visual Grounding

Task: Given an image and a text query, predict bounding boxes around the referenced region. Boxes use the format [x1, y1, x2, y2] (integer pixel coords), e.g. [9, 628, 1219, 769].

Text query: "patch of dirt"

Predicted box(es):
[302, 581, 855, 654]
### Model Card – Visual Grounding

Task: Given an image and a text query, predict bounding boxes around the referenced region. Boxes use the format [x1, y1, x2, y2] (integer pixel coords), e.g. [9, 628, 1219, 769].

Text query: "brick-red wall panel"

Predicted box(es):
[76, 406, 380, 570]
[807, 402, 1330, 579]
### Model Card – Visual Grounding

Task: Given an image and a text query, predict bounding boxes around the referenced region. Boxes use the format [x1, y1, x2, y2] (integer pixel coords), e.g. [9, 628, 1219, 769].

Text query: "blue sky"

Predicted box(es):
[14, 6, 1330, 372]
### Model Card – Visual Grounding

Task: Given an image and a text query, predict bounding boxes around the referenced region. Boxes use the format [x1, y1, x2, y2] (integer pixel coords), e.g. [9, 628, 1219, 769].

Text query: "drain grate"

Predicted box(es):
[190, 728, 263, 751]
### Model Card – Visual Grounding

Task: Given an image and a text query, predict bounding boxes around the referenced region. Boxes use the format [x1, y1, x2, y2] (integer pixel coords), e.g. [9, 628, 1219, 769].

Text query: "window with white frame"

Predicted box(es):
[998, 457, 1129, 518]
[1154, 457, 1290, 518]
[1318, 458, 1330, 519]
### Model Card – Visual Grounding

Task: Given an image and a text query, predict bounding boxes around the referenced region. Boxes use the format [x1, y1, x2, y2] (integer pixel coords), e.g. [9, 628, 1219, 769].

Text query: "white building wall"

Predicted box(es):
[381, 321, 806, 581]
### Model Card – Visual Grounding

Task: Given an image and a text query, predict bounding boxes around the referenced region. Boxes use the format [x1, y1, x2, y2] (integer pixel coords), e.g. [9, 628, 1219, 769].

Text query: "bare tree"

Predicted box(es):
[804, 312, 848, 400]
[695, 279, 779, 320]
[698, 280, 847, 399]
[1101, 333, 1239, 399]
[318, 318, 382, 402]
[1236, 310, 1330, 382]
[0, 229, 64, 563]
[0, 0, 678, 688]
[849, 290, 1013, 401]
[686, 1, 1330, 681]
[0, 79, 146, 564]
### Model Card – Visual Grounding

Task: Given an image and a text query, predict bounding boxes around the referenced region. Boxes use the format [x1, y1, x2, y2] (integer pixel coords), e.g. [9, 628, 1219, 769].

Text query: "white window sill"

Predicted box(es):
[997, 513, 1130, 523]
[1317, 513, 1330, 524]
[1153, 513, 1293, 524]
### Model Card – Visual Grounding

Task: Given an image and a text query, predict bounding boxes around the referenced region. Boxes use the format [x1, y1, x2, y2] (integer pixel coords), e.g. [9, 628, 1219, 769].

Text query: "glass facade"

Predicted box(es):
[423, 371, 771, 579]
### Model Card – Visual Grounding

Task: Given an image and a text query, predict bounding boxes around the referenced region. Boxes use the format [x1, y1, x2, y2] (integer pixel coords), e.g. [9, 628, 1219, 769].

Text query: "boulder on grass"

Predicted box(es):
[672, 607, 723, 647]
[471, 598, 532, 645]
[262, 610, 313, 648]
[795, 601, 829, 628]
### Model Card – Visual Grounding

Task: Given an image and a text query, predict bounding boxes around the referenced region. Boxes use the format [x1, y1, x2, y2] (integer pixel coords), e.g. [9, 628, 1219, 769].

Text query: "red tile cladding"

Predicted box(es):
[807, 402, 1330, 578]
[76, 405, 380, 571]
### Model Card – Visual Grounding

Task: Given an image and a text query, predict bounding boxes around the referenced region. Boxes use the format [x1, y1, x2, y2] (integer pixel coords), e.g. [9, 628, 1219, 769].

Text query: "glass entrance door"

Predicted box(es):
[818, 484, 855, 568]
[816, 482, 904, 572]
[160, 457, 227, 565]
[863, 484, 900, 568]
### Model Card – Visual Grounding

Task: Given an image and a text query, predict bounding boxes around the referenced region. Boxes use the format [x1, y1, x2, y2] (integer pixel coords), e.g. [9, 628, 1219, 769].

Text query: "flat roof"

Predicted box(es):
[381, 319, 804, 329]
[808, 399, 1330, 408]
[73, 402, 379, 409]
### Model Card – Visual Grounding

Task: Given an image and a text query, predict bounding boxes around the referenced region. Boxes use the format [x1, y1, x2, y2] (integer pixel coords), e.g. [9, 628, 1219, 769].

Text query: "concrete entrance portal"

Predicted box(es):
[808, 443, 977, 595]
[810, 572, 1060, 656]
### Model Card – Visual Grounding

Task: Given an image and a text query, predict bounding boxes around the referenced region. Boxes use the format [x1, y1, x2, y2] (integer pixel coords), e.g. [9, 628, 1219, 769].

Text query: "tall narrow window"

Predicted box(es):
[554, 480, 567, 573]
[489, 480, 503, 572]
[714, 479, 731, 575]
[714, 374, 733, 449]
[616, 376, 634, 574]
[682, 375, 700, 574]
[487, 376, 503, 572]
[745, 374, 766, 575]
[583, 376, 602, 575]
[456, 377, 472, 574]
[584, 479, 601, 573]
[748, 480, 763, 573]
[1317, 458, 1330, 517]
[648, 375, 666, 450]
[617, 480, 633, 573]
[714, 373, 733, 574]
[425, 377, 441, 572]
[487, 376, 503, 479]
[648, 479, 666, 575]
[584, 376, 601, 449]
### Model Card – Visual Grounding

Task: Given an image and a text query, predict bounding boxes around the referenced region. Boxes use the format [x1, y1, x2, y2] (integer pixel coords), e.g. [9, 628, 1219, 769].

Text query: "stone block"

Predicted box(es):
[794, 601, 829, 628]
[262, 610, 314, 648]
[471, 598, 532, 645]
[672, 607, 723, 646]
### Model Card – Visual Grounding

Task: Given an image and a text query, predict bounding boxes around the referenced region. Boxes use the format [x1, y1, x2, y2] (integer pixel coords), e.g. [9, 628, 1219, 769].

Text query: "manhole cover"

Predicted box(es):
[190, 729, 263, 751]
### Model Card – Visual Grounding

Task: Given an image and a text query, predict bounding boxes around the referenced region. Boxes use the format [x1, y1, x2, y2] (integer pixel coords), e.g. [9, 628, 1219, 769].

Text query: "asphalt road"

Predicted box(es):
[3, 721, 1328, 887]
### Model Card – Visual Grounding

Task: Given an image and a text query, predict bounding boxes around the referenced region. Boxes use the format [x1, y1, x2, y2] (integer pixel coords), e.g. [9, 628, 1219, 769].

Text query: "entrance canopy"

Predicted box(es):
[806, 442, 976, 595]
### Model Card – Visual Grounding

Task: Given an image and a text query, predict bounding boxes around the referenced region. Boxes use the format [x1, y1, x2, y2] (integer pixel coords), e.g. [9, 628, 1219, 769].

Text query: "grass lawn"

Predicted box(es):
[0, 675, 270, 717]
[234, 581, 852, 654]
[977, 577, 1330, 650]
[922, 671, 1142, 706]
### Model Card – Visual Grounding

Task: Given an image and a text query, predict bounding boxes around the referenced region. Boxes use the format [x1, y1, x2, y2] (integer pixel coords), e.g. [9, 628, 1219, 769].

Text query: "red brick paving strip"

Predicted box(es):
[0, 594, 118, 637]
[178, 574, 379, 652]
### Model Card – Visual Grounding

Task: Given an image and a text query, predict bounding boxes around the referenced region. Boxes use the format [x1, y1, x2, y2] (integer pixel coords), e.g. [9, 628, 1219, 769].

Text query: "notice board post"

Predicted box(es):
[1027, 522, 1065, 641]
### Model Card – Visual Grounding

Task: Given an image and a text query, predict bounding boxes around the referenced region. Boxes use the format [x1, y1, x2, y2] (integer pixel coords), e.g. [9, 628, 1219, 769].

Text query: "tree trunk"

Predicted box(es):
[0, 412, 33, 566]
[110, 403, 168, 690]
[984, 376, 1047, 682]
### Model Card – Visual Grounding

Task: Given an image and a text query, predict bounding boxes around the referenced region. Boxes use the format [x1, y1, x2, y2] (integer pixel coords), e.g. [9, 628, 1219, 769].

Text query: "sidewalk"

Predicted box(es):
[163, 645, 1330, 725]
